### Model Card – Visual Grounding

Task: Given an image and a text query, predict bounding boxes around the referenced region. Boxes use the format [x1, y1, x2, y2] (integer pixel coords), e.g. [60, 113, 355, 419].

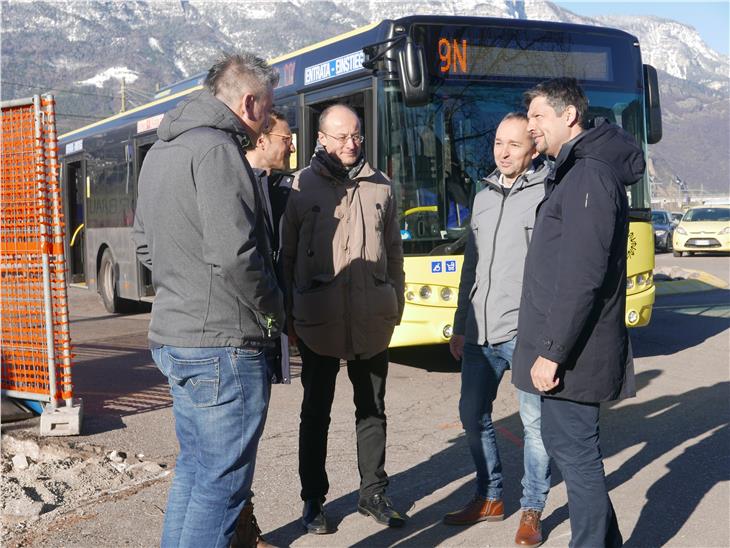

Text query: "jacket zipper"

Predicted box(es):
[483, 186, 507, 344]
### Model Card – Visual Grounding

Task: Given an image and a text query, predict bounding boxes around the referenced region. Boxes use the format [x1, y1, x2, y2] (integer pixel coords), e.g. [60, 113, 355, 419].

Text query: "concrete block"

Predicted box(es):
[39, 398, 83, 436]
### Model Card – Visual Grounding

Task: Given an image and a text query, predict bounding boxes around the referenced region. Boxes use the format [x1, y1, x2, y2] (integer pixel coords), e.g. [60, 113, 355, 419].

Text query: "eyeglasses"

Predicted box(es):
[322, 132, 365, 145]
[268, 132, 293, 146]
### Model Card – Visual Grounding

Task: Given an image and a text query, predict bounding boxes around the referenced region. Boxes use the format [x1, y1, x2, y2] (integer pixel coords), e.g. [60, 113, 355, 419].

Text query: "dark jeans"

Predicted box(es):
[298, 341, 389, 501]
[541, 397, 622, 548]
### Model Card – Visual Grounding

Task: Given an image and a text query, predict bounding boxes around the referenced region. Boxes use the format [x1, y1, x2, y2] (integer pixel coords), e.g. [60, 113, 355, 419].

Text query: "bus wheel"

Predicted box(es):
[99, 248, 123, 313]
[673, 250, 682, 257]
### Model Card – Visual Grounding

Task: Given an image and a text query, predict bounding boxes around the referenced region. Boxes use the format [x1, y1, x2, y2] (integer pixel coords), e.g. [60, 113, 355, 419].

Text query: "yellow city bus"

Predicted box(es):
[59, 15, 660, 344]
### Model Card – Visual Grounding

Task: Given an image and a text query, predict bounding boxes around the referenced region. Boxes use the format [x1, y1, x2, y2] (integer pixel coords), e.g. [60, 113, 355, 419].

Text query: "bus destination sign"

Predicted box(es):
[434, 36, 611, 81]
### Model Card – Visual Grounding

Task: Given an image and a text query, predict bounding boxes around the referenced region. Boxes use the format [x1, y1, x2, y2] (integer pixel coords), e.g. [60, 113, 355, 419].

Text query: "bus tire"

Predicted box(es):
[99, 248, 124, 313]
[673, 250, 682, 257]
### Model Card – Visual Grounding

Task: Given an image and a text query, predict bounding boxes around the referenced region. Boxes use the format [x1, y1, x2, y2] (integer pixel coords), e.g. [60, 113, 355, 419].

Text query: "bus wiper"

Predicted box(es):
[430, 231, 469, 256]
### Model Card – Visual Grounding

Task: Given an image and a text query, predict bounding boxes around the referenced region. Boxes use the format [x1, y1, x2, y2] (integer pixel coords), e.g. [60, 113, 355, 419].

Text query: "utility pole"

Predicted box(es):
[120, 78, 126, 113]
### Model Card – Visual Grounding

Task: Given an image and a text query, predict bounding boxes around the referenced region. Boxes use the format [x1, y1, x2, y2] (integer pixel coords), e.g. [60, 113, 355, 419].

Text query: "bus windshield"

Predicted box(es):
[379, 80, 650, 254]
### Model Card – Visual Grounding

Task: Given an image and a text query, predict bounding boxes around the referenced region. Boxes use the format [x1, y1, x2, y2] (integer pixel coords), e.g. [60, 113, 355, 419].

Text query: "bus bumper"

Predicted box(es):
[626, 285, 655, 328]
[390, 303, 455, 347]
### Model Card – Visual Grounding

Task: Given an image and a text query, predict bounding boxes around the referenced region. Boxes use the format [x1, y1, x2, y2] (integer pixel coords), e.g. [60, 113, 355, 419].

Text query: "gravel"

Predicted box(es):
[1, 433, 170, 545]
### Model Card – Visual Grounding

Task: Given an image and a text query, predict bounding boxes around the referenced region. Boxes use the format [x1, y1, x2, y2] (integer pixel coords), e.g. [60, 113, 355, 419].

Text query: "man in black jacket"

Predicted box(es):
[512, 78, 644, 547]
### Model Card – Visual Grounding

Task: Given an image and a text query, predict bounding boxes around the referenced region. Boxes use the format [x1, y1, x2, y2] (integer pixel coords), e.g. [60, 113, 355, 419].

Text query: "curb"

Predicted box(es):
[654, 269, 728, 296]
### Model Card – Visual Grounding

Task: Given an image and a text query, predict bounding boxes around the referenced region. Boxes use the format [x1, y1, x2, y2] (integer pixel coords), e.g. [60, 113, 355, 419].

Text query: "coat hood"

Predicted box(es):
[558, 117, 645, 186]
[157, 89, 253, 148]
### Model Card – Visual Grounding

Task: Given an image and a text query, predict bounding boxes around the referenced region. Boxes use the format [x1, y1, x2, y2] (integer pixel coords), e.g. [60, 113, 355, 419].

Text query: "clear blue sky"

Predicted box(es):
[555, 1, 729, 55]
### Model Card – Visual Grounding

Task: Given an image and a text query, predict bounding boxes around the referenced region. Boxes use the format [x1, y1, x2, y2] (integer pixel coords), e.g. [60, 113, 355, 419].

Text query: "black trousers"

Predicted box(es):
[298, 341, 389, 501]
[541, 397, 623, 548]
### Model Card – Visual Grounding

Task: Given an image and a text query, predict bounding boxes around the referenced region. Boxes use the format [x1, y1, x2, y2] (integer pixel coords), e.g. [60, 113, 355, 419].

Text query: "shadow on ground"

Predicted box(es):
[267, 288, 730, 546]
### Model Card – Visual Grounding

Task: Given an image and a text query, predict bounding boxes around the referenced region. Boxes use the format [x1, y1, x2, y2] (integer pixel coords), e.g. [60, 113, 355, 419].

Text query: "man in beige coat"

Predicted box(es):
[281, 104, 405, 534]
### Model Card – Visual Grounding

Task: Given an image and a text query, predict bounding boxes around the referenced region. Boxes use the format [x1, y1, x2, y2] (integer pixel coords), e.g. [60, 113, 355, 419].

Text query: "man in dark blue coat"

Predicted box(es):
[512, 78, 644, 547]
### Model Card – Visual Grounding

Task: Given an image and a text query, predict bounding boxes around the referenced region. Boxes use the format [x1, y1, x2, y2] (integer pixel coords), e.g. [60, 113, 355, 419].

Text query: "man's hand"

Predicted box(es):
[449, 334, 465, 360]
[531, 356, 560, 392]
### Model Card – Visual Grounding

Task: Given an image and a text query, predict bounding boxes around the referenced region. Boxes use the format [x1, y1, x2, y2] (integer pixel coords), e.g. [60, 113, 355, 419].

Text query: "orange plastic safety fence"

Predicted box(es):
[1, 96, 74, 404]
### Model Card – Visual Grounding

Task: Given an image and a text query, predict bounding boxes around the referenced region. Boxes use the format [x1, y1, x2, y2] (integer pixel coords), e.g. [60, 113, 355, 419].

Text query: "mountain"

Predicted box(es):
[2, 0, 728, 193]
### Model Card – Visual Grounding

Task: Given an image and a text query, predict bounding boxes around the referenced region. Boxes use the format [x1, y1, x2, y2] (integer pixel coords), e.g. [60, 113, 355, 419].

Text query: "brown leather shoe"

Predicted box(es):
[443, 496, 504, 525]
[230, 502, 274, 548]
[514, 509, 543, 547]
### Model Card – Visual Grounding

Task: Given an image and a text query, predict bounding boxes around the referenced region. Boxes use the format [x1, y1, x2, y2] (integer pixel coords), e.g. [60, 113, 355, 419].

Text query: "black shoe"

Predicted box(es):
[357, 493, 406, 527]
[301, 498, 335, 534]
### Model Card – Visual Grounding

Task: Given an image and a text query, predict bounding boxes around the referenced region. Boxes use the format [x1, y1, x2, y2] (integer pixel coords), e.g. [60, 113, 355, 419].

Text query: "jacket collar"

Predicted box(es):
[483, 158, 549, 192]
[311, 144, 373, 184]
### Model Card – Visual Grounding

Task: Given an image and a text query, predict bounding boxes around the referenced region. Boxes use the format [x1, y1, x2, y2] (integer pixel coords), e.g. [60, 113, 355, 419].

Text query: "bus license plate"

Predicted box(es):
[694, 239, 711, 246]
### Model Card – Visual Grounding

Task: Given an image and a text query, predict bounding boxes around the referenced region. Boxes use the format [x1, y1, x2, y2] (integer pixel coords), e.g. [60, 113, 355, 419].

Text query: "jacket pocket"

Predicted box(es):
[369, 273, 399, 321]
[468, 281, 479, 302]
[167, 354, 220, 407]
[239, 300, 266, 339]
[524, 225, 534, 247]
[293, 278, 340, 327]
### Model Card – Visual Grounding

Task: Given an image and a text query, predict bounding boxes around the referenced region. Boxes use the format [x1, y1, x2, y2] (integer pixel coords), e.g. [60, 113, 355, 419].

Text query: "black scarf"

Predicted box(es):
[313, 143, 366, 182]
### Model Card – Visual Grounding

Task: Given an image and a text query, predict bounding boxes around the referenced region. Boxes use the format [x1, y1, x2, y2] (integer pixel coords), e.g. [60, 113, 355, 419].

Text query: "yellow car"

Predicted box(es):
[673, 206, 730, 256]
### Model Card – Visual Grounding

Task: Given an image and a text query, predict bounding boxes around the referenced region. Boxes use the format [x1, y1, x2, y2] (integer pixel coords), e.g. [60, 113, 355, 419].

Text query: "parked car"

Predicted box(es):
[651, 210, 674, 252]
[670, 211, 684, 226]
[673, 206, 730, 257]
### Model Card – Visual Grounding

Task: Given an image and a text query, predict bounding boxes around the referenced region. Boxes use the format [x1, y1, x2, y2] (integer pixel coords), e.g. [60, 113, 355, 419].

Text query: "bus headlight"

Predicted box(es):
[440, 287, 452, 301]
[626, 310, 639, 325]
[419, 285, 432, 299]
[405, 290, 415, 301]
[443, 324, 453, 339]
[719, 226, 730, 235]
[636, 274, 646, 286]
[676, 226, 687, 235]
[626, 277, 634, 289]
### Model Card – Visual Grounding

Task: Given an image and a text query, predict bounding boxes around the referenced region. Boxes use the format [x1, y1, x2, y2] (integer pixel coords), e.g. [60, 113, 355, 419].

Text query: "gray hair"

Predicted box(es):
[205, 52, 279, 107]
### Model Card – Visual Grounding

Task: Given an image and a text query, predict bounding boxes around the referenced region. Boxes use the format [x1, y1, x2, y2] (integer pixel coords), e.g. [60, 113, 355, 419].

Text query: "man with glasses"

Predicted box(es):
[247, 109, 296, 259]
[281, 103, 406, 534]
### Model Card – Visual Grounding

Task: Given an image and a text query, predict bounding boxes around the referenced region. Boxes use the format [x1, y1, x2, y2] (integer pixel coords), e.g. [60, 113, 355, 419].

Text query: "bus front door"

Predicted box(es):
[65, 158, 86, 284]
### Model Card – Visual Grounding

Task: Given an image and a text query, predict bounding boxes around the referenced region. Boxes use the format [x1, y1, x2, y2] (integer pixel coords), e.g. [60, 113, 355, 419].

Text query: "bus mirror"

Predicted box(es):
[643, 64, 662, 144]
[397, 38, 429, 107]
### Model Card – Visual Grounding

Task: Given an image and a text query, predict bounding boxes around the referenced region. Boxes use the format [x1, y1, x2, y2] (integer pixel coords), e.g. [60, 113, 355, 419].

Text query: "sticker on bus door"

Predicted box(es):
[445, 260, 457, 273]
[431, 261, 443, 273]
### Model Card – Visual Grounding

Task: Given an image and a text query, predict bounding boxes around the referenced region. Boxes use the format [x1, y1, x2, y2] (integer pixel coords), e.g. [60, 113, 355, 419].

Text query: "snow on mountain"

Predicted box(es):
[77, 67, 139, 88]
[1, 0, 727, 191]
[148, 37, 164, 54]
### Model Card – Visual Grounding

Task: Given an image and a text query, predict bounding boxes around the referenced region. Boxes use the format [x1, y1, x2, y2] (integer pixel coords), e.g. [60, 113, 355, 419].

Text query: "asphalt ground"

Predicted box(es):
[2, 252, 729, 547]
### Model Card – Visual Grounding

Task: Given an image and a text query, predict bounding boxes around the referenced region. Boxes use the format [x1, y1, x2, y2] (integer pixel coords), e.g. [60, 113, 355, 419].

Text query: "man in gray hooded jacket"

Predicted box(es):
[132, 52, 283, 547]
[444, 113, 552, 548]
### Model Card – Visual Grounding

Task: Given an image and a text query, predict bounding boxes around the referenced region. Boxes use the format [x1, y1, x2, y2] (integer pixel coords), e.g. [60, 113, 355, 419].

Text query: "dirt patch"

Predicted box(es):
[1, 432, 171, 545]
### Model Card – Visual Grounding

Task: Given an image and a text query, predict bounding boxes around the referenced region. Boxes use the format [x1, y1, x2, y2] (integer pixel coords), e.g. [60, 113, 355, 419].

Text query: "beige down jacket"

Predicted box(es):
[281, 155, 405, 360]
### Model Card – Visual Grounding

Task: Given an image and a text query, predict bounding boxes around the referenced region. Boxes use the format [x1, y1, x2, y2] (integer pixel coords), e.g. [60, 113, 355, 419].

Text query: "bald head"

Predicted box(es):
[318, 104, 360, 132]
[317, 104, 363, 167]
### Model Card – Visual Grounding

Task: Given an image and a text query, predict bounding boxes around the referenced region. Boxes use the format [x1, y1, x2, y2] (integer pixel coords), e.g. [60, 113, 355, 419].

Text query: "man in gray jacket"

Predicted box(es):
[443, 113, 552, 548]
[132, 52, 283, 547]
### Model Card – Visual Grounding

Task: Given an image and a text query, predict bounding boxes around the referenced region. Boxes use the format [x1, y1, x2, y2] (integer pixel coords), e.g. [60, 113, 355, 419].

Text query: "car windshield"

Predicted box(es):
[684, 207, 730, 222]
[651, 212, 668, 224]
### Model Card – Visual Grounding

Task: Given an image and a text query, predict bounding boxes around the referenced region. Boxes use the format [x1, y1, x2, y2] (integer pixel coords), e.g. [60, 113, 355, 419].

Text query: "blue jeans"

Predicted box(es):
[459, 339, 551, 510]
[152, 345, 271, 548]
